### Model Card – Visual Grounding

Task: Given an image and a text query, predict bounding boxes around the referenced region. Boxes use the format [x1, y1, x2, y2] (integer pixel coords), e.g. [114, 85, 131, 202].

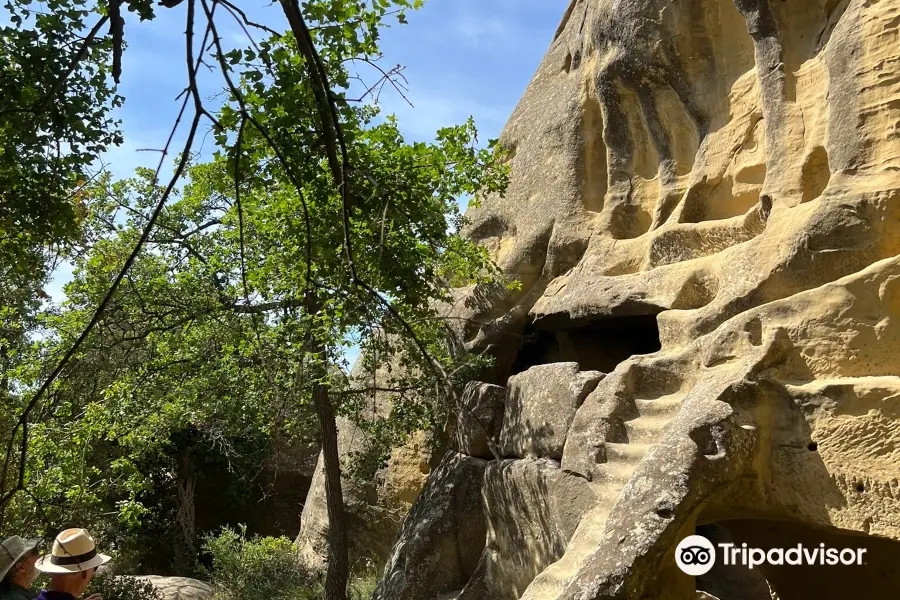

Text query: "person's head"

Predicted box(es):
[47, 568, 96, 597]
[35, 529, 109, 598]
[1, 536, 40, 589]
[8, 549, 40, 587]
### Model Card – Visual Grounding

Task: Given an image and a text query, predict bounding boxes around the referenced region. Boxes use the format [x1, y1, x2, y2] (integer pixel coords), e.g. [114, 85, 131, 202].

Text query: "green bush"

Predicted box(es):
[203, 526, 381, 600]
[349, 572, 378, 600]
[86, 575, 163, 600]
[203, 527, 313, 600]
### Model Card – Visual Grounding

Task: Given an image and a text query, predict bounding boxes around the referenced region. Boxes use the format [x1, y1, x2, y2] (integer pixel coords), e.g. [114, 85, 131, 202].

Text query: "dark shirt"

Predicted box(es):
[33, 591, 74, 600]
[0, 582, 36, 600]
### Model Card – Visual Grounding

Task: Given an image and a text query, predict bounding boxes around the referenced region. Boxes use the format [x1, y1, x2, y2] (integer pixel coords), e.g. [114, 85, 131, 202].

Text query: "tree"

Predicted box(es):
[0, 0, 123, 277]
[0, 0, 510, 597]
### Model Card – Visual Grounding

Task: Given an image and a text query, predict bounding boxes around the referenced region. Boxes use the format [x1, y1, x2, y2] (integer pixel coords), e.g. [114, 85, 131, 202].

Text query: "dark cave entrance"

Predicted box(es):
[510, 314, 662, 376]
[695, 520, 900, 600]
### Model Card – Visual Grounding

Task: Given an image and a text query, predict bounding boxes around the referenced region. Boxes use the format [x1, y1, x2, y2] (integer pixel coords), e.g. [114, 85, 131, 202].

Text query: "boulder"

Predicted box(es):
[134, 577, 213, 600]
[458, 458, 597, 600]
[448, 381, 506, 459]
[499, 363, 602, 459]
[373, 452, 487, 600]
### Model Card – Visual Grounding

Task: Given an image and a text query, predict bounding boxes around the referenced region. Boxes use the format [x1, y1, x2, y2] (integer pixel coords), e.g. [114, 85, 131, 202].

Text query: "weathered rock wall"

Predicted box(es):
[375, 0, 900, 598]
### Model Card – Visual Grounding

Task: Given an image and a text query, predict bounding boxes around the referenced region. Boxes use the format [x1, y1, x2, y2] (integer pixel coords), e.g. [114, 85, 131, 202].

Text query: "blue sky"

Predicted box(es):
[46, 0, 568, 307]
[105, 0, 567, 175]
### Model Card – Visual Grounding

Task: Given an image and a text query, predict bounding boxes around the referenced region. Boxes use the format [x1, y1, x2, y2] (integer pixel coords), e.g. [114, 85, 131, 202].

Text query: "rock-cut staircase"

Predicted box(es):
[522, 386, 688, 599]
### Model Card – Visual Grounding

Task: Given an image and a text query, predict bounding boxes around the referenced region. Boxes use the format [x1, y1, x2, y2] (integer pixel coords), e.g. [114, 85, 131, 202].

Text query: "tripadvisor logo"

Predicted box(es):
[675, 535, 868, 576]
[676, 535, 717, 576]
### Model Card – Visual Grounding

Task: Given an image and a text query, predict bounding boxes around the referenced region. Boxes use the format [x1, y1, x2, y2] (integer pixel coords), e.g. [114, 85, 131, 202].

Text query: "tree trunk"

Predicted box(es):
[174, 454, 198, 575]
[312, 380, 349, 600]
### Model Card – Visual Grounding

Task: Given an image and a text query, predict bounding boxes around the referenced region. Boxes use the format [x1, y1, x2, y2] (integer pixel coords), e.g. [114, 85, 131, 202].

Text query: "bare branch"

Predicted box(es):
[344, 58, 413, 107]
[234, 115, 250, 301]
[214, 0, 279, 37]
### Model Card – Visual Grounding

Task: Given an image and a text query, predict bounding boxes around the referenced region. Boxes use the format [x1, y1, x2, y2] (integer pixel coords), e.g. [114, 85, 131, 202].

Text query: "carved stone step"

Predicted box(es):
[604, 441, 653, 463]
[624, 413, 671, 443]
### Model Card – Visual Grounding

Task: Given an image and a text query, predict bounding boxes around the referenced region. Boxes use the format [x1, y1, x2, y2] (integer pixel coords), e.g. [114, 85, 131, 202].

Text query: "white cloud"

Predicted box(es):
[452, 15, 513, 48]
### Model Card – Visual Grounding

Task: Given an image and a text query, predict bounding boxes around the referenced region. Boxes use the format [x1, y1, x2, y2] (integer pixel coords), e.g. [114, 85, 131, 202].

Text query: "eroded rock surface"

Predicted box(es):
[377, 0, 900, 598]
[295, 358, 416, 572]
[500, 363, 603, 459]
[373, 453, 487, 600]
[295, 417, 406, 573]
[459, 458, 598, 600]
[134, 577, 213, 600]
[448, 381, 506, 459]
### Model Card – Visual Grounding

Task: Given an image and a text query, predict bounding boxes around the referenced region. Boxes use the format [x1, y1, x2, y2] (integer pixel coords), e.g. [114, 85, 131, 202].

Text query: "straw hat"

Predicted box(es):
[35, 529, 110, 574]
[0, 536, 40, 581]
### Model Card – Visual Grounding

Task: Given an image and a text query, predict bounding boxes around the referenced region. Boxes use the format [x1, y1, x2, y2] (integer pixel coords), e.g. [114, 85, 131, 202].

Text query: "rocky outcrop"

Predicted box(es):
[295, 424, 420, 574]
[377, 0, 900, 598]
[295, 358, 421, 572]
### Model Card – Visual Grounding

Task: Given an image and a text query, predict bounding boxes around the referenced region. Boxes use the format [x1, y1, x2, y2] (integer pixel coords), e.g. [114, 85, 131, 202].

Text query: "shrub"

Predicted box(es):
[349, 572, 378, 600]
[86, 575, 163, 600]
[203, 527, 312, 600]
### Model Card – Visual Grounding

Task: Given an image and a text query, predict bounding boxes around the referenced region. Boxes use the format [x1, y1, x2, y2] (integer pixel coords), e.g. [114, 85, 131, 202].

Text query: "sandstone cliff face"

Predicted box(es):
[375, 0, 900, 598]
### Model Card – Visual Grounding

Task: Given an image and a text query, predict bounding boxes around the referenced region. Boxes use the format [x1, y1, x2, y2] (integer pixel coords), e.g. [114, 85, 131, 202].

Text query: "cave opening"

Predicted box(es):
[695, 520, 900, 600]
[510, 314, 662, 376]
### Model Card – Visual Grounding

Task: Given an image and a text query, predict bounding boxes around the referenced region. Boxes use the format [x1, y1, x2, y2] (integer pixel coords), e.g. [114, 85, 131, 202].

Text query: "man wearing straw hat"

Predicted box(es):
[1, 536, 40, 600]
[33, 530, 109, 600]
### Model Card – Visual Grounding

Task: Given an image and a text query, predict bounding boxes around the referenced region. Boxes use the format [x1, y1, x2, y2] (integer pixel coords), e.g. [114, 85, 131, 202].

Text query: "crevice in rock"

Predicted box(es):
[582, 92, 608, 213]
[510, 314, 662, 376]
[816, 0, 851, 53]
[697, 519, 900, 599]
[801, 145, 830, 202]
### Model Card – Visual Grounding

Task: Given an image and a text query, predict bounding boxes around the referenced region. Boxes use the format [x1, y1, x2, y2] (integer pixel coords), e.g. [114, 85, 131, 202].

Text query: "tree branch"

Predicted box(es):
[0, 16, 109, 117]
[0, 0, 221, 510]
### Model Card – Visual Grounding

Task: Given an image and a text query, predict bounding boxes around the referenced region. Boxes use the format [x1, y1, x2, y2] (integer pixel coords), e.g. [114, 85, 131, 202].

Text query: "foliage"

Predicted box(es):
[203, 527, 313, 600]
[347, 571, 379, 600]
[0, 0, 511, 591]
[86, 575, 163, 600]
[203, 528, 379, 600]
[4, 90, 507, 532]
[0, 0, 123, 276]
